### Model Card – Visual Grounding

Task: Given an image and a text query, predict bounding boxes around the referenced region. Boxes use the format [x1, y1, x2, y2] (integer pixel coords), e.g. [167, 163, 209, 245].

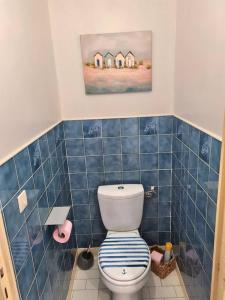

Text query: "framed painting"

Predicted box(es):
[80, 31, 152, 95]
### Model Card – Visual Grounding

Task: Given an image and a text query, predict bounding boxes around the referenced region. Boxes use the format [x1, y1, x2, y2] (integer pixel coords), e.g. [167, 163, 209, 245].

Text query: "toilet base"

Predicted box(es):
[112, 290, 141, 300]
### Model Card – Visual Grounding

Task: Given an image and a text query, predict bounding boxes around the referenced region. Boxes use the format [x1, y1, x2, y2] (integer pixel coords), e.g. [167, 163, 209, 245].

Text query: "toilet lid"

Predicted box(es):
[99, 235, 150, 281]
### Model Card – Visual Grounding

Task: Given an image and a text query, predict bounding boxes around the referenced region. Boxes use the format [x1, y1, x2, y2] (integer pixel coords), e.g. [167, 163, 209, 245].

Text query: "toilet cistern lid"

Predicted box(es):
[98, 184, 144, 199]
[98, 235, 150, 281]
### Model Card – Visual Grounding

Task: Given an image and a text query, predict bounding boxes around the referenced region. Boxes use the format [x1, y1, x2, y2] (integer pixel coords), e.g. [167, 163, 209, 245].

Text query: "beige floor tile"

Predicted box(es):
[72, 279, 87, 290]
[147, 272, 162, 287]
[142, 287, 150, 299]
[161, 270, 180, 286]
[149, 286, 176, 298]
[72, 290, 98, 300]
[164, 298, 185, 300]
[86, 279, 100, 290]
[174, 285, 185, 297]
[75, 268, 100, 279]
[98, 289, 111, 300]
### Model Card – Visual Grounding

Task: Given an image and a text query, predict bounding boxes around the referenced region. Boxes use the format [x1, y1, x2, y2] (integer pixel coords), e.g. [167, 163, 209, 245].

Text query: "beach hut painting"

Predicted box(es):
[80, 31, 152, 94]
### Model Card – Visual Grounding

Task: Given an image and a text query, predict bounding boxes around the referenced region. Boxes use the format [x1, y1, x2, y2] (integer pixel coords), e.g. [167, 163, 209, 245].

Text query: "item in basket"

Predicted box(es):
[151, 250, 163, 265]
[164, 242, 173, 263]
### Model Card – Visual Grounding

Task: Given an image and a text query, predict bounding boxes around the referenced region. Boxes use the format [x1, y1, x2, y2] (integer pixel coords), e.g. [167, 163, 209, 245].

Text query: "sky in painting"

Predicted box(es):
[80, 31, 152, 62]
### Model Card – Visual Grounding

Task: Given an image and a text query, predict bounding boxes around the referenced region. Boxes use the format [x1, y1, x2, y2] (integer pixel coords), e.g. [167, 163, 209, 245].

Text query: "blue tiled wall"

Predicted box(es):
[64, 116, 174, 248]
[171, 117, 221, 300]
[0, 123, 75, 300]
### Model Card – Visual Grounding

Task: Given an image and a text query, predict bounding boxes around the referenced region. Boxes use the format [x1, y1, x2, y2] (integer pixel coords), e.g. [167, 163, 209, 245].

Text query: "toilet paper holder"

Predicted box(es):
[45, 206, 71, 234]
[145, 186, 157, 199]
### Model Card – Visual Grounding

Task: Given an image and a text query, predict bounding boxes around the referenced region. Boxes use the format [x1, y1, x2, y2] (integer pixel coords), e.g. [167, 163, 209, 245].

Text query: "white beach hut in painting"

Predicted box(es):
[104, 52, 114, 68]
[115, 52, 125, 68]
[125, 51, 135, 68]
[94, 52, 103, 68]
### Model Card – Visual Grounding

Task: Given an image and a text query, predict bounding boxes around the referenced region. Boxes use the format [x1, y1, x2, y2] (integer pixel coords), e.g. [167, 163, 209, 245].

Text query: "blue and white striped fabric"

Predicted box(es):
[99, 236, 150, 281]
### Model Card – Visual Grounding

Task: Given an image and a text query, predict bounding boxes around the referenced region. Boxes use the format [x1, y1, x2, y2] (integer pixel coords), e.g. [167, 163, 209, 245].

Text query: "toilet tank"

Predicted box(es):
[97, 184, 144, 231]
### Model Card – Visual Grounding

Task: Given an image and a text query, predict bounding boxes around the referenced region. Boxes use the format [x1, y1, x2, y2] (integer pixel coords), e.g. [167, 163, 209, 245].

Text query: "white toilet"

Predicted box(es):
[97, 184, 151, 300]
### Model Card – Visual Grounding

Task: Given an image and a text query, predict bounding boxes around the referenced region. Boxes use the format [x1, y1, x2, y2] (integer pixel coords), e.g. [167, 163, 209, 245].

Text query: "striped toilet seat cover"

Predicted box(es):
[99, 236, 150, 281]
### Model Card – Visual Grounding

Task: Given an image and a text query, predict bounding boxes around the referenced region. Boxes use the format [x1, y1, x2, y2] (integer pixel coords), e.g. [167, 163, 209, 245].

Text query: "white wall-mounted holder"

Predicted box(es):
[45, 206, 71, 226]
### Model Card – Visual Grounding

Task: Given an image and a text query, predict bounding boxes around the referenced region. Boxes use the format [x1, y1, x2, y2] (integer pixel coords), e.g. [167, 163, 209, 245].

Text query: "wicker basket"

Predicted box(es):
[150, 245, 176, 279]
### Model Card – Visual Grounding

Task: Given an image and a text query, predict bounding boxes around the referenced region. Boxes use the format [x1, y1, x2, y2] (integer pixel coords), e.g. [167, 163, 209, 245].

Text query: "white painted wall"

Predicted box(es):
[0, 0, 61, 163]
[48, 0, 177, 120]
[174, 0, 225, 139]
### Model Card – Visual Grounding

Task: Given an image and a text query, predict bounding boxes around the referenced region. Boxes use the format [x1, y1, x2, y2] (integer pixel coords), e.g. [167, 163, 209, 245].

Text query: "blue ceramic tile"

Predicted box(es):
[102, 119, 121, 137]
[83, 120, 101, 138]
[159, 170, 171, 186]
[71, 190, 89, 205]
[104, 155, 122, 172]
[38, 192, 49, 225]
[141, 170, 158, 188]
[188, 174, 197, 201]
[92, 219, 106, 234]
[3, 194, 25, 241]
[207, 198, 216, 231]
[43, 159, 52, 186]
[66, 139, 84, 156]
[41, 277, 53, 300]
[142, 232, 159, 245]
[17, 254, 35, 299]
[70, 173, 87, 189]
[90, 204, 101, 219]
[159, 217, 170, 231]
[158, 201, 171, 217]
[141, 218, 158, 232]
[140, 154, 158, 170]
[64, 121, 83, 138]
[74, 205, 90, 220]
[122, 136, 139, 154]
[77, 234, 92, 248]
[159, 135, 172, 153]
[159, 232, 171, 244]
[122, 154, 139, 171]
[140, 117, 158, 135]
[14, 148, 32, 188]
[198, 159, 209, 191]
[143, 200, 158, 218]
[11, 223, 29, 274]
[46, 181, 56, 207]
[203, 251, 212, 282]
[89, 189, 98, 203]
[195, 209, 205, 235]
[75, 220, 91, 234]
[189, 126, 200, 155]
[123, 171, 140, 184]
[92, 234, 106, 247]
[84, 138, 102, 155]
[159, 186, 171, 202]
[105, 172, 122, 184]
[39, 135, 50, 162]
[196, 185, 207, 218]
[0, 159, 19, 206]
[33, 166, 46, 200]
[188, 151, 198, 179]
[210, 138, 221, 173]
[27, 280, 39, 300]
[103, 137, 121, 154]
[208, 168, 219, 203]
[205, 224, 214, 255]
[47, 130, 56, 154]
[87, 172, 104, 189]
[86, 156, 103, 172]
[140, 135, 158, 153]
[121, 118, 138, 136]
[36, 256, 48, 296]
[159, 153, 172, 169]
[159, 116, 173, 134]
[28, 140, 42, 173]
[67, 157, 86, 173]
[187, 196, 195, 218]
[199, 132, 212, 164]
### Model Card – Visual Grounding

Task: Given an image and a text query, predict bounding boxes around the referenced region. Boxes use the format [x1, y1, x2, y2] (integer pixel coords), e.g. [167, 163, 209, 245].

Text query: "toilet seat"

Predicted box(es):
[98, 231, 150, 282]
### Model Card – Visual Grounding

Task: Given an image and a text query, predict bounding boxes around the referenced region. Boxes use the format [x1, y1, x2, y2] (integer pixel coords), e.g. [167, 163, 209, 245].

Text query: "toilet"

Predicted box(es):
[97, 184, 151, 300]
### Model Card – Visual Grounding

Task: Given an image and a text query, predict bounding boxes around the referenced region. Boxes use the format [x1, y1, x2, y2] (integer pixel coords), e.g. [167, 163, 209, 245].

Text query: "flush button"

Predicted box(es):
[118, 186, 124, 190]
[122, 269, 126, 274]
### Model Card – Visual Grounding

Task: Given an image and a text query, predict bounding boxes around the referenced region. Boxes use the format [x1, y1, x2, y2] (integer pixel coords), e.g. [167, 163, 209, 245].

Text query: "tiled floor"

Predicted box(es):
[67, 253, 187, 300]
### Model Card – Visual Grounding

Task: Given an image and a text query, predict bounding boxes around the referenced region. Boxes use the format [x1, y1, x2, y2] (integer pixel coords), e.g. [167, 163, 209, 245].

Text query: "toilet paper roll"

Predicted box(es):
[53, 220, 72, 243]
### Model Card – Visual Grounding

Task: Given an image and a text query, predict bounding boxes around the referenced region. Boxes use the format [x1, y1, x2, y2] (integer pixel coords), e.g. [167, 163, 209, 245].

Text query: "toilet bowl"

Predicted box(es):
[97, 184, 151, 300]
[98, 230, 150, 300]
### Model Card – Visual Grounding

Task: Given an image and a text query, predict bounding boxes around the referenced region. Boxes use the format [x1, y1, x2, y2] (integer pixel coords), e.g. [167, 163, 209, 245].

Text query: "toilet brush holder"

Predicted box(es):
[77, 245, 94, 270]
